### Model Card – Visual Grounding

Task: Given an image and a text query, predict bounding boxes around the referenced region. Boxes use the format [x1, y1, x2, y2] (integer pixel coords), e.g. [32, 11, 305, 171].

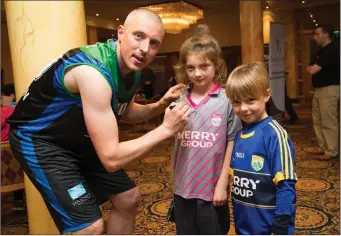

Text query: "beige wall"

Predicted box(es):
[1, 23, 14, 85]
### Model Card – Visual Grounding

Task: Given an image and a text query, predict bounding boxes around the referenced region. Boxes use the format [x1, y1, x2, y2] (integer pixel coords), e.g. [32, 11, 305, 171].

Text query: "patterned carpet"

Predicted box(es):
[1, 104, 340, 235]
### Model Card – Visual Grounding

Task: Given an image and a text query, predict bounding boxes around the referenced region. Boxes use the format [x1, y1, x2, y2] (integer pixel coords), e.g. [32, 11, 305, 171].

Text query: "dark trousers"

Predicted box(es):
[285, 87, 298, 120]
[174, 195, 230, 235]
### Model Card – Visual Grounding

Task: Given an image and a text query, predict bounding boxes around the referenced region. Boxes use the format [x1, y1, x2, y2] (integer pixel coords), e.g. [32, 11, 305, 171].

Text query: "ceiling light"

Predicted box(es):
[313, 19, 316, 22]
[302, 0, 305, 3]
[266, 6, 269, 9]
[310, 14, 313, 18]
[96, 13, 99, 16]
[140, 1, 203, 34]
[116, 18, 119, 21]
[315, 23, 318, 26]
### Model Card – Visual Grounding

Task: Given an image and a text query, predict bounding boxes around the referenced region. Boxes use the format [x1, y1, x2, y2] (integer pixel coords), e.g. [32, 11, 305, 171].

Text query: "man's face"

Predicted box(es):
[1, 94, 14, 107]
[118, 15, 164, 72]
[313, 28, 328, 46]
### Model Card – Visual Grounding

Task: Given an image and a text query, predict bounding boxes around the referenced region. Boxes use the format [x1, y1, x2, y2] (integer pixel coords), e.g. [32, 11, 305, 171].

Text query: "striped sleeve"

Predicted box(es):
[225, 98, 242, 141]
[267, 120, 297, 185]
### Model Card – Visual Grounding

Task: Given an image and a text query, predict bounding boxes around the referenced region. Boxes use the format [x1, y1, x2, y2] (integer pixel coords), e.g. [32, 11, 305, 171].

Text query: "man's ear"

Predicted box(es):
[10, 94, 15, 102]
[117, 25, 124, 42]
[264, 88, 271, 102]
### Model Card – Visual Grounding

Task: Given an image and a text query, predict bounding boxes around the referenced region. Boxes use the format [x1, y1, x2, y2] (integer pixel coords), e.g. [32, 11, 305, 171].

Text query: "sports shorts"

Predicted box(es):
[10, 129, 136, 233]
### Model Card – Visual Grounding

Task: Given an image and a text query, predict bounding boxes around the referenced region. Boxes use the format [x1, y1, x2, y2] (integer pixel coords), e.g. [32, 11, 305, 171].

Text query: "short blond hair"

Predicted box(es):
[174, 35, 227, 85]
[225, 62, 269, 101]
[124, 8, 164, 32]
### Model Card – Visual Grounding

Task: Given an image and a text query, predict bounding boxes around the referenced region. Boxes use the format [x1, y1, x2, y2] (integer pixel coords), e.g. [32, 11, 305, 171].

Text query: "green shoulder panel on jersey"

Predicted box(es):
[80, 40, 140, 102]
[80, 40, 118, 93]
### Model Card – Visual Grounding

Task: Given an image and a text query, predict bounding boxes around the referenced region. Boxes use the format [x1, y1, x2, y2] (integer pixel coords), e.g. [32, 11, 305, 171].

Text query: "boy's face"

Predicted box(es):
[231, 89, 271, 124]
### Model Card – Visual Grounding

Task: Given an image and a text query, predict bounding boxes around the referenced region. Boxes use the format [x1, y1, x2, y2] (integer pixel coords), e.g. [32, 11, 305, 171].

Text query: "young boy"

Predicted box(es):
[225, 62, 297, 235]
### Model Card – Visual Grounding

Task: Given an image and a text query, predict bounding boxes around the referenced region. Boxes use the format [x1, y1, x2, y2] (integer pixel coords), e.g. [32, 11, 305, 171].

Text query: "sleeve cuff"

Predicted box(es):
[228, 168, 234, 176]
[273, 171, 298, 185]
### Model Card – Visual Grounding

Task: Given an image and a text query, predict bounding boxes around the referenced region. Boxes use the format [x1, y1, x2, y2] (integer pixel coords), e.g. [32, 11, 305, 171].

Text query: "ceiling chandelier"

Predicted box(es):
[140, 1, 204, 34]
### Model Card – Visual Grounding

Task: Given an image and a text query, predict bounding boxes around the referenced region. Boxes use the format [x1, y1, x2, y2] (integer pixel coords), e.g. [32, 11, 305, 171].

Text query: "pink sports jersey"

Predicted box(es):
[173, 83, 241, 201]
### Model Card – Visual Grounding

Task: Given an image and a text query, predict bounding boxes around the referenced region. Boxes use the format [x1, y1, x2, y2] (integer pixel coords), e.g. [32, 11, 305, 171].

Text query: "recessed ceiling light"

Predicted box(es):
[266, 6, 269, 9]
[310, 14, 313, 18]
[302, 0, 305, 3]
[315, 23, 318, 26]
[96, 13, 99, 16]
[116, 18, 119, 21]
[313, 19, 316, 22]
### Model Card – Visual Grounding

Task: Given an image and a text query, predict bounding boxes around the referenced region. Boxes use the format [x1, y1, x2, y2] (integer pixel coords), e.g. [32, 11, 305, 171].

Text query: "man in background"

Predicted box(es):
[305, 24, 340, 160]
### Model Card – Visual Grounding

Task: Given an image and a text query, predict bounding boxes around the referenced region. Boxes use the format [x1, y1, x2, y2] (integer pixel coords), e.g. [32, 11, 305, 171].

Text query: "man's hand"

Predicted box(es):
[306, 64, 322, 76]
[161, 101, 190, 136]
[213, 185, 228, 207]
[160, 84, 186, 106]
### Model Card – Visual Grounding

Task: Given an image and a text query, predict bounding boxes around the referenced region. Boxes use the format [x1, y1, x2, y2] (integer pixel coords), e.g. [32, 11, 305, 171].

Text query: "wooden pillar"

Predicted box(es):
[240, 1, 264, 64]
[285, 10, 298, 99]
[4, 1, 87, 234]
[87, 25, 98, 45]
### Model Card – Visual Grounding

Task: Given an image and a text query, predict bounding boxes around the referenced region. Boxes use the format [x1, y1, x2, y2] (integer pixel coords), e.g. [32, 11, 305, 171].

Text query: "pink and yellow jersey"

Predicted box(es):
[173, 83, 242, 201]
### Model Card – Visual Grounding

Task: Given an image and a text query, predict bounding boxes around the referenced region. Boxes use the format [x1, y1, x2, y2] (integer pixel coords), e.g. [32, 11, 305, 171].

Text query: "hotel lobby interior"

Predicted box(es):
[1, 0, 340, 234]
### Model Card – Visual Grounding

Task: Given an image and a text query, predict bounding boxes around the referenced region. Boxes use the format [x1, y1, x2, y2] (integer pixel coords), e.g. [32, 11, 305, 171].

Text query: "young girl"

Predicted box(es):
[171, 35, 241, 234]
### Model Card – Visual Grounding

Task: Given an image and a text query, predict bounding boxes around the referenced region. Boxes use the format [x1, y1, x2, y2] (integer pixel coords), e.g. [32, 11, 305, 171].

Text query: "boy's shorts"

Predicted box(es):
[10, 129, 136, 234]
[173, 194, 230, 235]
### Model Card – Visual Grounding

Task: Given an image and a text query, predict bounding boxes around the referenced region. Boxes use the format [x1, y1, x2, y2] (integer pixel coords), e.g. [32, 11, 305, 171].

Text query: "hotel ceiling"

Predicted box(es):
[1, 0, 339, 30]
[83, 0, 340, 31]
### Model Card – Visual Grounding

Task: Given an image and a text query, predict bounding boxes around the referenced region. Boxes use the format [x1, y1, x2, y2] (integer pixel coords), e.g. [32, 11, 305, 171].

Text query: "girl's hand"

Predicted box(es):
[213, 185, 228, 206]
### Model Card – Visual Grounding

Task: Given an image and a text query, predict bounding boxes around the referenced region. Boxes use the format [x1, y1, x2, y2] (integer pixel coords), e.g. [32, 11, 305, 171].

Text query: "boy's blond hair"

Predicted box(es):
[225, 61, 269, 101]
[174, 35, 227, 85]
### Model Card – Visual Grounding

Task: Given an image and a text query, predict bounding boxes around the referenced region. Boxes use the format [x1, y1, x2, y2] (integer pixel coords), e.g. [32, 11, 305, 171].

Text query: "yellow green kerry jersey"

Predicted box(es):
[229, 116, 297, 235]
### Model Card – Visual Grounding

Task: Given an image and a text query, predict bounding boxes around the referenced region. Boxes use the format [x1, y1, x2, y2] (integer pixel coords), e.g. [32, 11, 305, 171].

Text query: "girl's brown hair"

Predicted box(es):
[174, 35, 227, 85]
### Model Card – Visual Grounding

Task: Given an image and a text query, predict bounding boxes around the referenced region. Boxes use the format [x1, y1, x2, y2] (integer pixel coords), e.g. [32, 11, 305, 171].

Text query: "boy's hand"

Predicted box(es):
[213, 185, 228, 206]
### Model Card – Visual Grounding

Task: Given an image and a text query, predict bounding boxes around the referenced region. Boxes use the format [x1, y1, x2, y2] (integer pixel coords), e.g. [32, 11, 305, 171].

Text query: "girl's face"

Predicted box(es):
[185, 52, 216, 89]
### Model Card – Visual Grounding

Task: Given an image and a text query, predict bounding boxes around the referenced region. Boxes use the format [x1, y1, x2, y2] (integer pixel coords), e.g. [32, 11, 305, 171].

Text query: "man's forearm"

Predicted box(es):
[306, 64, 321, 76]
[107, 125, 172, 171]
[122, 100, 169, 123]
